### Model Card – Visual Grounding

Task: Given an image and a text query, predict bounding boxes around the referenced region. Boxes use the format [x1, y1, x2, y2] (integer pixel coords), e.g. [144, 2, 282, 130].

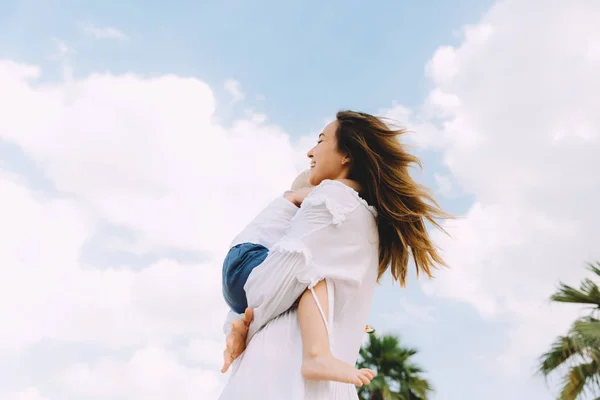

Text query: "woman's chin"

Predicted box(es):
[308, 170, 320, 186]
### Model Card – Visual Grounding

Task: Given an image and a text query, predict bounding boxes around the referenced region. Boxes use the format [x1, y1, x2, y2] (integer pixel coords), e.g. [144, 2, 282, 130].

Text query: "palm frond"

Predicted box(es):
[540, 262, 600, 399]
[383, 386, 404, 400]
[558, 359, 600, 400]
[569, 318, 600, 359]
[551, 282, 600, 306]
[550, 264, 600, 308]
[407, 376, 434, 399]
[538, 335, 582, 376]
[573, 318, 600, 341]
[586, 262, 600, 279]
[357, 334, 433, 400]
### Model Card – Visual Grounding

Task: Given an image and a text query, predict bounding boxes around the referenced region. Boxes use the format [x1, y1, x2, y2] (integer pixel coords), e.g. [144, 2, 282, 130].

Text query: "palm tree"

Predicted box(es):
[538, 262, 600, 400]
[356, 333, 433, 400]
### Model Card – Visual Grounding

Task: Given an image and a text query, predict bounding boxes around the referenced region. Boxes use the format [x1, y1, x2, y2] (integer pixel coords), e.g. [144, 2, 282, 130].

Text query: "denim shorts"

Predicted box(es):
[222, 243, 269, 314]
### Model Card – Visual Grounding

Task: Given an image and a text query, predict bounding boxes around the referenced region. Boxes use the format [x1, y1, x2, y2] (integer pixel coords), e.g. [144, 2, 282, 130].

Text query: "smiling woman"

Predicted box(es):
[218, 110, 450, 400]
[305, 122, 350, 186]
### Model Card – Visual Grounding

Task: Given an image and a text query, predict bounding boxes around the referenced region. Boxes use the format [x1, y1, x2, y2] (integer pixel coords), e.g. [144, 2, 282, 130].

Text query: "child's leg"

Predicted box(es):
[298, 280, 376, 387]
[222, 243, 269, 314]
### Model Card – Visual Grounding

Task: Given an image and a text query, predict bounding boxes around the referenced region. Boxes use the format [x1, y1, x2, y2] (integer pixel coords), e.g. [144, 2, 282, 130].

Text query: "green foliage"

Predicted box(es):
[356, 333, 433, 400]
[538, 262, 600, 400]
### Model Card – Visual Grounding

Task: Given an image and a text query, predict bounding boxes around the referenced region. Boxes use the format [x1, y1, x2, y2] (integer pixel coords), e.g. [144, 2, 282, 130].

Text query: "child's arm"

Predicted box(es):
[231, 168, 313, 248]
[229, 194, 299, 249]
[222, 192, 300, 335]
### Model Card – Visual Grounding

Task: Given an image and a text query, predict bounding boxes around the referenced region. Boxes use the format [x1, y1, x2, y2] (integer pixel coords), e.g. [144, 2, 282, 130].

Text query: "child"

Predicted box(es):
[221, 170, 375, 386]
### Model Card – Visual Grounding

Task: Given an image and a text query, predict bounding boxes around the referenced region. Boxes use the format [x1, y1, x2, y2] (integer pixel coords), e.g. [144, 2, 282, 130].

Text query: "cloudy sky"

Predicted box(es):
[1, 0, 599, 399]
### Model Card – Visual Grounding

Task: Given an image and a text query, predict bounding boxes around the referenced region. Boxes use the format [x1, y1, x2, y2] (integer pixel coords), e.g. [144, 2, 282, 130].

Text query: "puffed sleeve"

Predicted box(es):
[244, 180, 377, 342]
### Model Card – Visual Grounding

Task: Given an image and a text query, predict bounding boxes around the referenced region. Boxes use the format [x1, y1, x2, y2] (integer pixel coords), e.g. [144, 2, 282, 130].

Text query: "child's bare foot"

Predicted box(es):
[301, 353, 376, 387]
[221, 308, 253, 373]
[221, 327, 245, 373]
[221, 347, 234, 373]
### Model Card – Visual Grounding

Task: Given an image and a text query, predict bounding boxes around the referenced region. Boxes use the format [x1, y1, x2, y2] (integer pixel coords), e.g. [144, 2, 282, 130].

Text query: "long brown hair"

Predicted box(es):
[335, 110, 450, 286]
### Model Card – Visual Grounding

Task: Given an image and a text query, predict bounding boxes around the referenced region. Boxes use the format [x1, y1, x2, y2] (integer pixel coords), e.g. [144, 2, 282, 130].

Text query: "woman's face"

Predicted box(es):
[306, 120, 350, 186]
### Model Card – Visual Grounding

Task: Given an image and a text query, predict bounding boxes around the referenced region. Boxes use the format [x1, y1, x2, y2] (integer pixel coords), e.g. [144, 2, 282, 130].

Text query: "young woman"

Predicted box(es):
[221, 170, 375, 386]
[219, 111, 449, 400]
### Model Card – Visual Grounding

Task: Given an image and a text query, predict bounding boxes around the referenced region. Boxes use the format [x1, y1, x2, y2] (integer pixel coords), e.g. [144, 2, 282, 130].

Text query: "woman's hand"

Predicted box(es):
[221, 308, 253, 373]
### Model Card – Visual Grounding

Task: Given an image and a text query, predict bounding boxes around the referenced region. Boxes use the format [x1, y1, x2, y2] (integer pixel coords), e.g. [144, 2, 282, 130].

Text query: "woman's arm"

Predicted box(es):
[221, 180, 376, 372]
[244, 180, 376, 342]
[221, 187, 317, 331]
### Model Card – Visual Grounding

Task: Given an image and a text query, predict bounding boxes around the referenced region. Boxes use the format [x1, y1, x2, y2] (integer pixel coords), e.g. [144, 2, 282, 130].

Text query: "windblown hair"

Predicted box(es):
[335, 110, 450, 286]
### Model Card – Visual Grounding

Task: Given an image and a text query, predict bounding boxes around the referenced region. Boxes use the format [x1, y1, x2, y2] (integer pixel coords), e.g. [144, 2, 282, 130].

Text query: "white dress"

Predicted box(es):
[219, 180, 379, 400]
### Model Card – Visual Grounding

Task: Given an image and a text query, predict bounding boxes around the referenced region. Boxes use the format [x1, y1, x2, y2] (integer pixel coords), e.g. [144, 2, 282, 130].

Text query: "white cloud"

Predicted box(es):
[0, 60, 308, 398]
[224, 79, 244, 103]
[434, 173, 455, 198]
[3, 1, 598, 399]
[4, 388, 49, 400]
[379, 103, 443, 149]
[417, 0, 600, 390]
[79, 23, 128, 40]
[60, 346, 222, 400]
[49, 38, 70, 59]
[380, 297, 436, 326]
[0, 62, 303, 256]
[0, 172, 91, 352]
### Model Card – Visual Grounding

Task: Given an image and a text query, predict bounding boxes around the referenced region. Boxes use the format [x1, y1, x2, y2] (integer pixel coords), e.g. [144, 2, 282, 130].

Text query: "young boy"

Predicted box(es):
[220, 170, 375, 386]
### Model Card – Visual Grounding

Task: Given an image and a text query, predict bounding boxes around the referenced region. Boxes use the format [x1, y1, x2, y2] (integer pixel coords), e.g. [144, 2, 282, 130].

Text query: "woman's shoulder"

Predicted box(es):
[300, 180, 377, 229]
[309, 179, 377, 217]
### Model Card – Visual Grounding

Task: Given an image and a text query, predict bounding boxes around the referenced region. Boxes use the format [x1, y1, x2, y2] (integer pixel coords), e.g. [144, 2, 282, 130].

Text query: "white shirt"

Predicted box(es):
[219, 180, 379, 400]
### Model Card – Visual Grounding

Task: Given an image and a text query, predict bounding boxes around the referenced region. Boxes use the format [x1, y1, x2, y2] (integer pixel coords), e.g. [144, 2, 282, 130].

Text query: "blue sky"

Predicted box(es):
[1, 1, 598, 399]
[0, 0, 490, 135]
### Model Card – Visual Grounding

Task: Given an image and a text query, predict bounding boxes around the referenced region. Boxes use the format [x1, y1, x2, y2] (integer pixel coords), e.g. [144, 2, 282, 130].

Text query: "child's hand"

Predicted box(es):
[284, 187, 314, 207]
[293, 187, 314, 206]
[221, 308, 254, 373]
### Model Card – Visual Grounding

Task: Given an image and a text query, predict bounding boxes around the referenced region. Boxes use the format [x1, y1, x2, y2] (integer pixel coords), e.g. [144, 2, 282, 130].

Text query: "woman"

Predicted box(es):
[219, 111, 449, 400]
[221, 170, 376, 386]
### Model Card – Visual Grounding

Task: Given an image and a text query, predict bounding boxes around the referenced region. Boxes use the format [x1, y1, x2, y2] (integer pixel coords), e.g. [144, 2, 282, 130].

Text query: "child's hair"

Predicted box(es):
[290, 169, 313, 191]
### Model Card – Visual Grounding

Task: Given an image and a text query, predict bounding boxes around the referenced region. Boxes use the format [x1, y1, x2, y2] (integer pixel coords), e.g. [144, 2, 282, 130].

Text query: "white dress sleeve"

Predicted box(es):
[244, 180, 377, 342]
[222, 194, 300, 335]
[230, 194, 300, 249]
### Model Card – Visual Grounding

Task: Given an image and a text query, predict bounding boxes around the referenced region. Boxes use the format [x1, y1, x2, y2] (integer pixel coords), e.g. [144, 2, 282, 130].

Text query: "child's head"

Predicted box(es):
[290, 169, 313, 191]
